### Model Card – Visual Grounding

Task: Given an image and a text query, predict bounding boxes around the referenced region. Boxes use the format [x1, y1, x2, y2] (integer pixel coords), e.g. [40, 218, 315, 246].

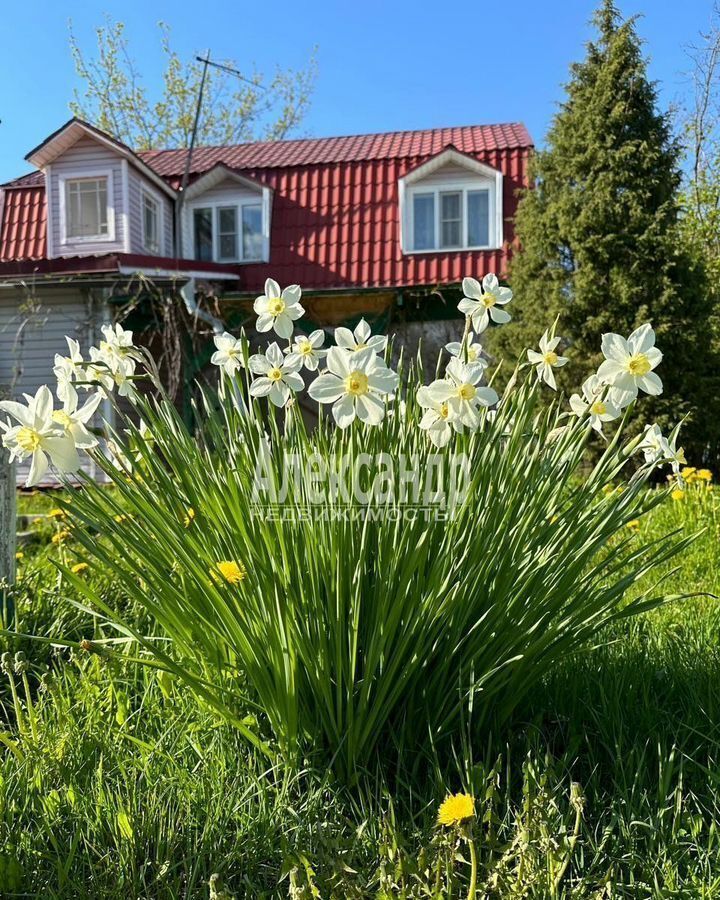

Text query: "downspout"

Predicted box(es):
[180, 277, 225, 334]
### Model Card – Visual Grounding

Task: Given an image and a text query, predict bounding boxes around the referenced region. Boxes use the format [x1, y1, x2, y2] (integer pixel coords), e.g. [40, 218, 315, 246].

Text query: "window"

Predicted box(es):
[194, 208, 213, 261]
[242, 204, 263, 259]
[218, 207, 238, 260]
[65, 177, 109, 240]
[190, 200, 265, 262]
[142, 190, 160, 253]
[409, 185, 494, 252]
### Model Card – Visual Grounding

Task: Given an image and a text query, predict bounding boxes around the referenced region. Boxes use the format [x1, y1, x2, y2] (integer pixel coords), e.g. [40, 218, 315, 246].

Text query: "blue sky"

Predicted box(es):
[0, 0, 713, 183]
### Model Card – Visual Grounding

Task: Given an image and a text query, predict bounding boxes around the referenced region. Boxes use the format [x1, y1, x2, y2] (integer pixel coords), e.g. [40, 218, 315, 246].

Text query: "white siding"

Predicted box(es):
[47, 136, 126, 258]
[414, 163, 481, 187]
[127, 168, 174, 256]
[0, 287, 108, 485]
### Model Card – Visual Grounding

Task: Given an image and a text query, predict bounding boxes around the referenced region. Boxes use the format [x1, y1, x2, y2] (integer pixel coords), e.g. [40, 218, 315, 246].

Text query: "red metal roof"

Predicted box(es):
[1, 122, 533, 288]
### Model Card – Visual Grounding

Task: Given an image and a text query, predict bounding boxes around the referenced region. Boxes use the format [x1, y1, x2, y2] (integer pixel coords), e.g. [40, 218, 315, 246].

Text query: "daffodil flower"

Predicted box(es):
[416, 385, 462, 447]
[248, 342, 305, 407]
[569, 375, 620, 433]
[334, 318, 387, 355]
[100, 323, 139, 361]
[53, 337, 84, 405]
[308, 347, 399, 428]
[52, 392, 103, 448]
[527, 330, 568, 390]
[285, 329, 327, 371]
[445, 330, 484, 363]
[211, 332, 246, 376]
[637, 423, 685, 473]
[253, 278, 304, 339]
[597, 324, 663, 407]
[0, 385, 80, 486]
[424, 359, 498, 430]
[458, 274, 513, 334]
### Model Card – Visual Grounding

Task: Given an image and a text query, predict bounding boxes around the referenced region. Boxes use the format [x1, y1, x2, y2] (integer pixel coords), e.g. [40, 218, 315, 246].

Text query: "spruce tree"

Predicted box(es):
[488, 0, 720, 464]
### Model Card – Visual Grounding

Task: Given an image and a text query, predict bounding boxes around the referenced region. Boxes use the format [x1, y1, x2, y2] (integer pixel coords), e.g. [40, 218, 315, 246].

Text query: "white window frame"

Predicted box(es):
[59, 169, 116, 245]
[140, 183, 164, 255]
[187, 195, 267, 263]
[398, 149, 503, 254]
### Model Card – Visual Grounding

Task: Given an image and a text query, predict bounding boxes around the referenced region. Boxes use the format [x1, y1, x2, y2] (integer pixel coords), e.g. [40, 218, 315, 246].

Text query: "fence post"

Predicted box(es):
[0, 446, 16, 589]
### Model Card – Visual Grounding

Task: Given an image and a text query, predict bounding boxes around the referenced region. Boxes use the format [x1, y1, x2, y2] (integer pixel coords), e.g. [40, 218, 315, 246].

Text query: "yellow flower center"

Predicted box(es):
[345, 371, 369, 396]
[457, 383, 476, 401]
[16, 426, 42, 453]
[298, 340, 313, 356]
[589, 399, 606, 416]
[267, 367, 284, 382]
[482, 292, 497, 308]
[542, 351, 558, 366]
[354, 342, 368, 351]
[627, 353, 651, 376]
[439, 402, 450, 419]
[52, 410, 74, 428]
[268, 297, 285, 316]
[467, 347, 479, 361]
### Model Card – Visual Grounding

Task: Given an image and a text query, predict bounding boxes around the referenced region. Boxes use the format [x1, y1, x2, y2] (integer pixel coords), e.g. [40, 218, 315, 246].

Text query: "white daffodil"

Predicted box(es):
[637, 423, 686, 474]
[86, 346, 137, 398]
[596, 324, 663, 407]
[527, 330, 568, 390]
[308, 347, 399, 428]
[569, 374, 621, 433]
[51, 392, 103, 448]
[99, 323, 140, 364]
[248, 342, 304, 407]
[416, 385, 462, 448]
[423, 358, 498, 430]
[211, 331, 246, 376]
[458, 274, 513, 334]
[445, 330, 484, 364]
[334, 318, 387, 355]
[253, 278, 304, 339]
[53, 337, 84, 405]
[0, 385, 80, 486]
[286, 329, 327, 371]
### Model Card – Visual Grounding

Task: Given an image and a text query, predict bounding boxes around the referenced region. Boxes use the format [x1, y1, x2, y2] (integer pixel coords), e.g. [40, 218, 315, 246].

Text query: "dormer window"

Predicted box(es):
[141, 187, 161, 254]
[62, 173, 114, 243]
[399, 149, 503, 254]
[192, 201, 265, 262]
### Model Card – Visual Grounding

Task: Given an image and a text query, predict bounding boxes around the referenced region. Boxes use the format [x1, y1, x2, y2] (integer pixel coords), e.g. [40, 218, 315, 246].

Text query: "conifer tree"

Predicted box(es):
[488, 0, 720, 463]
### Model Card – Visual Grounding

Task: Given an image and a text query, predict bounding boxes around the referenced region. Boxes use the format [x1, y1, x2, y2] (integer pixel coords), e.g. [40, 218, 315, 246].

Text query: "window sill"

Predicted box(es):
[402, 244, 500, 255]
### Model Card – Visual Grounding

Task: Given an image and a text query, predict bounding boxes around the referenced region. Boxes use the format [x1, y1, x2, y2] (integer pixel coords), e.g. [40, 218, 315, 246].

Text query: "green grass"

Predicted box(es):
[1, 485, 720, 897]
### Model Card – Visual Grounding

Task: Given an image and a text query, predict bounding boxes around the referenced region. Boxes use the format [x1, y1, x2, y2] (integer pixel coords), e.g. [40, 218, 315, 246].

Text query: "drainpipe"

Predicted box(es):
[180, 277, 225, 334]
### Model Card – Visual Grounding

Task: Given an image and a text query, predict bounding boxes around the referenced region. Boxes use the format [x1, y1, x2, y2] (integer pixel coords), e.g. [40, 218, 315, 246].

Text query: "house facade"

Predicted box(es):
[0, 117, 532, 481]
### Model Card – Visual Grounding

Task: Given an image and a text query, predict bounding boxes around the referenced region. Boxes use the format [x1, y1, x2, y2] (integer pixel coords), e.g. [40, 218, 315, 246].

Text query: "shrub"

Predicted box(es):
[0, 275, 693, 778]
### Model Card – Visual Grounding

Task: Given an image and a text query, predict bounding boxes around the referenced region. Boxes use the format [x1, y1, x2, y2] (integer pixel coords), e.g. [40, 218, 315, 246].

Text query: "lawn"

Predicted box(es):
[0, 480, 718, 898]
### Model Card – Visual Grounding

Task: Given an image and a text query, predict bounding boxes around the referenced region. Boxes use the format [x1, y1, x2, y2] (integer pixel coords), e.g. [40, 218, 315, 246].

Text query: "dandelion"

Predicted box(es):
[671, 488, 685, 501]
[437, 792, 475, 827]
[15, 551, 24, 561]
[696, 469, 713, 482]
[254, 278, 304, 339]
[626, 519, 640, 531]
[458, 274, 512, 333]
[527, 330, 568, 390]
[71, 562, 89, 575]
[52, 529, 71, 545]
[114, 514, 128, 523]
[47, 507, 66, 519]
[681, 466, 697, 482]
[213, 560, 247, 585]
[184, 508, 196, 527]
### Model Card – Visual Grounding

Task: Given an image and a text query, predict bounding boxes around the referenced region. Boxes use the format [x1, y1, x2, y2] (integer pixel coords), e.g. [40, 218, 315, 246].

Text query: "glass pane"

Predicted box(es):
[194, 208, 213, 261]
[67, 179, 107, 237]
[217, 207, 238, 260]
[440, 192, 461, 248]
[412, 193, 435, 250]
[468, 190, 490, 246]
[219, 207, 237, 233]
[242, 205, 263, 259]
[143, 197, 158, 250]
[219, 233, 237, 259]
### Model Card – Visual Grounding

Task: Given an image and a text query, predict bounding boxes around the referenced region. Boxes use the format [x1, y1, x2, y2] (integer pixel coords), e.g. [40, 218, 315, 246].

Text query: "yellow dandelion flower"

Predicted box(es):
[601, 484, 614, 495]
[213, 560, 247, 585]
[15, 551, 24, 561]
[114, 514, 129, 523]
[626, 519, 640, 531]
[52, 529, 71, 544]
[671, 489, 685, 502]
[184, 507, 196, 528]
[71, 562, 89, 575]
[47, 507, 66, 519]
[696, 469, 713, 482]
[681, 467, 697, 482]
[437, 792, 475, 827]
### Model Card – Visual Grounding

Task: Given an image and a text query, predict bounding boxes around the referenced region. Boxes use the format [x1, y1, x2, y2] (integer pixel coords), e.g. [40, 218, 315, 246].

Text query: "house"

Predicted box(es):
[0, 117, 532, 481]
